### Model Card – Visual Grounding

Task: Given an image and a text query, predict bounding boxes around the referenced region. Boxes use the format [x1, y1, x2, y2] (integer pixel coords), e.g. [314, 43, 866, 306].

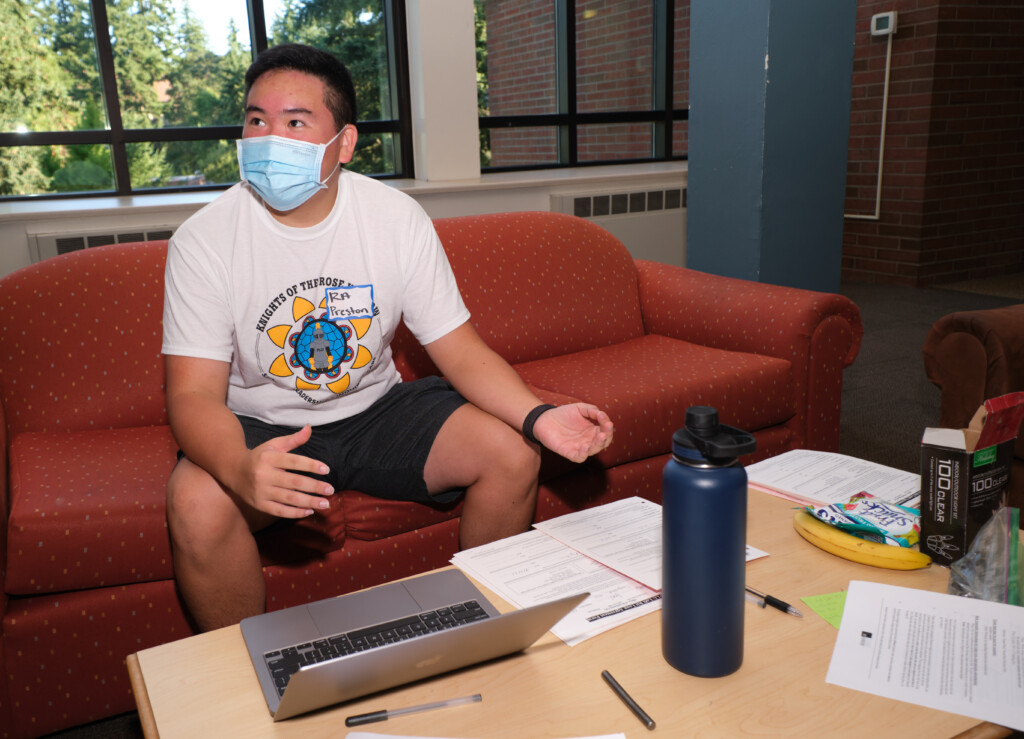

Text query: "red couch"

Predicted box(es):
[0, 211, 862, 737]
[922, 304, 1024, 514]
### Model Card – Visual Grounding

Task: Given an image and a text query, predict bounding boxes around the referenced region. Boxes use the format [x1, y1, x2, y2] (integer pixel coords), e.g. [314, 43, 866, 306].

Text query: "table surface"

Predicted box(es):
[127, 490, 1013, 739]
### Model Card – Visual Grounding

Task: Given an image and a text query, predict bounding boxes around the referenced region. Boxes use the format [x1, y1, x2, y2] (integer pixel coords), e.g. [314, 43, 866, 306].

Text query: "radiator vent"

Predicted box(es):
[551, 187, 686, 220]
[549, 186, 687, 268]
[29, 225, 178, 264]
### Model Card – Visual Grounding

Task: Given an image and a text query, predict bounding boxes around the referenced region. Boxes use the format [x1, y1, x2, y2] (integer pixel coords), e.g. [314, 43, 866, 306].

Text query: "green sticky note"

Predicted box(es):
[801, 591, 848, 629]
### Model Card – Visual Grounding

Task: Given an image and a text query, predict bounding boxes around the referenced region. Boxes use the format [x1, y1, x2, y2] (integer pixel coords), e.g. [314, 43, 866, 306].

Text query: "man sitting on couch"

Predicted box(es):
[161, 43, 614, 632]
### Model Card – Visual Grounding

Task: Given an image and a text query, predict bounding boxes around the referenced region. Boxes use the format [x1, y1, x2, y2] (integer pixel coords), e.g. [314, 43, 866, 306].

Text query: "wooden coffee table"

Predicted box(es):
[127, 491, 1012, 738]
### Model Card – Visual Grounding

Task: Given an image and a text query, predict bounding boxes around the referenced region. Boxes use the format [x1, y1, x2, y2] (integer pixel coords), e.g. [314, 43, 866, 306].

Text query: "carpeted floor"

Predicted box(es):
[41, 712, 143, 739]
[941, 273, 1024, 301]
[838, 277, 1022, 474]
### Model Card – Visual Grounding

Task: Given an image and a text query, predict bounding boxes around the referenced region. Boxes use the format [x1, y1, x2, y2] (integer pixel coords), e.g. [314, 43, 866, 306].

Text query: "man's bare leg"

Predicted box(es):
[166, 458, 276, 631]
[424, 404, 540, 548]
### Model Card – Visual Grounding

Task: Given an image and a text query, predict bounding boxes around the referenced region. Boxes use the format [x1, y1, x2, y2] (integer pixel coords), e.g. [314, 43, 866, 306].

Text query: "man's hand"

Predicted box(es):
[235, 425, 335, 518]
[532, 404, 614, 463]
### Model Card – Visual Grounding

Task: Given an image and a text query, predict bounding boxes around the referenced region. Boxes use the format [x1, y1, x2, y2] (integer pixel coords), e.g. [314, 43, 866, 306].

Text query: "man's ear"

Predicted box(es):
[338, 125, 359, 165]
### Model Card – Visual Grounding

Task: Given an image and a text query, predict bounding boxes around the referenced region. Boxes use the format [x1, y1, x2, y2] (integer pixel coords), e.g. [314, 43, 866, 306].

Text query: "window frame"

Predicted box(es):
[478, 0, 687, 173]
[0, 0, 414, 202]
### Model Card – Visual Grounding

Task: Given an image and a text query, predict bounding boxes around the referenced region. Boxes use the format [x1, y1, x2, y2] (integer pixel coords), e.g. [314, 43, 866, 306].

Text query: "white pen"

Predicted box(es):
[344, 694, 482, 727]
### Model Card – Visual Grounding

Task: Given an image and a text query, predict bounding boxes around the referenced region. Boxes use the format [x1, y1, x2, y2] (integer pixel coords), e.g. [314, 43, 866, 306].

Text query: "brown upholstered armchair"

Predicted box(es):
[922, 304, 1024, 513]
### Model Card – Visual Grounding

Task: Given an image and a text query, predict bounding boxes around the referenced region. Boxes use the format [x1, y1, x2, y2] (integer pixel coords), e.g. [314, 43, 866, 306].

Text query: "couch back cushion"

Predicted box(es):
[0, 241, 169, 435]
[0, 213, 643, 434]
[431, 212, 646, 365]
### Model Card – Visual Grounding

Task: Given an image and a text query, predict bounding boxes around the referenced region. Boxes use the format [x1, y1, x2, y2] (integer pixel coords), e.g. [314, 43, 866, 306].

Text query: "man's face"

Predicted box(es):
[243, 68, 354, 180]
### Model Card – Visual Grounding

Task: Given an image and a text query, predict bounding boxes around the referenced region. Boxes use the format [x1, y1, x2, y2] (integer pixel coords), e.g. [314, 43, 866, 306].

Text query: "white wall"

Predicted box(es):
[0, 1, 686, 279]
[0, 163, 685, 278]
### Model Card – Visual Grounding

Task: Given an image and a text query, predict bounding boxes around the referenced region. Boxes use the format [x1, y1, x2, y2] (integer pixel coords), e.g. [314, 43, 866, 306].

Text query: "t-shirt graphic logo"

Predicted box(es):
[291, 316, 353, 377]
[262, 288, 377, 399]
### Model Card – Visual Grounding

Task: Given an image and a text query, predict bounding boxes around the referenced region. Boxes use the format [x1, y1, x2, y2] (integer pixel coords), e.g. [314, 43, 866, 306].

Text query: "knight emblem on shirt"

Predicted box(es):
[256, 281, 379, 400]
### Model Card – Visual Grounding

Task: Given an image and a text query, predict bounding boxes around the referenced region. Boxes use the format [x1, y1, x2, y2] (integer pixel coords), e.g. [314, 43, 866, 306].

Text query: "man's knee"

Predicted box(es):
[166, 460, 248, 552]
[494, 430, 542, 488]
[427, 404, 540, 493]
[462, 414, 541, 490]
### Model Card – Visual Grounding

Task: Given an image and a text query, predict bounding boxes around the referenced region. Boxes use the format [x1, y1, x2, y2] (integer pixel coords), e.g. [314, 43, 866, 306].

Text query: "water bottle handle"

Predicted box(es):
[678, 406, 756, 461]
[685, 424, 757, 460]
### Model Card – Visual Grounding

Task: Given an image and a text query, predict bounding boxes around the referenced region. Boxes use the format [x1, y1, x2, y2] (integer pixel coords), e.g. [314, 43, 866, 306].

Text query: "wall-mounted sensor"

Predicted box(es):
[870, 11, 897, 36]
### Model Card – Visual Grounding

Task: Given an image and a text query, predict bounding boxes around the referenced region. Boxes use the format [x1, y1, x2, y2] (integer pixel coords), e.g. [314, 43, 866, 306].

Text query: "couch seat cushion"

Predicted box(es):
[6, 425, 366, 589]
[338, 491, 463, 542]
[514, 334, 794, 467]
[6, 426, 178, 594]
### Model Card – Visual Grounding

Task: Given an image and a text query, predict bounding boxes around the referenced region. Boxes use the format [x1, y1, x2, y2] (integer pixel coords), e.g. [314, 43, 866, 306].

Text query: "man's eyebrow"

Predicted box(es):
[243, 104, 314, 116]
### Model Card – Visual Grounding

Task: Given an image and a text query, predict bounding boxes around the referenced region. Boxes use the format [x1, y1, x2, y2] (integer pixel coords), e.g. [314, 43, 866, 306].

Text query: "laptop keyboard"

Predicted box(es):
[264, 600, 491, 696]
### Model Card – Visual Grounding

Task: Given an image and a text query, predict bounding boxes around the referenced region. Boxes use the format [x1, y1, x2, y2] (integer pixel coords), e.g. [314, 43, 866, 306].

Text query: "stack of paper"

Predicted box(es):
[745, 449, 921, 508]
[452, 499, 662, 646]
[452, 497, 768, 646]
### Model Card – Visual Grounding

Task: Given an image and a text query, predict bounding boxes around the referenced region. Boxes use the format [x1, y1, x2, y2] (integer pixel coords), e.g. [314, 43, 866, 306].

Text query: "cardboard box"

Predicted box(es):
[919, 392, 1024, 564]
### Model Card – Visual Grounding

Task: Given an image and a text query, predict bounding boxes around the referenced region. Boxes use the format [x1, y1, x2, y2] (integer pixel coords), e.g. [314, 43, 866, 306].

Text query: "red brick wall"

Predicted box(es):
[485, 1, 559, 166]
[577, 0, 654, 162]
[843, 0, 1024, 286]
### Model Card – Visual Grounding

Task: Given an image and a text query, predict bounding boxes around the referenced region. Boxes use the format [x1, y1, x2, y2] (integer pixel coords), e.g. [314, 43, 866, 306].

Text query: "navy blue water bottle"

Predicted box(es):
[662, 406, 756, 677]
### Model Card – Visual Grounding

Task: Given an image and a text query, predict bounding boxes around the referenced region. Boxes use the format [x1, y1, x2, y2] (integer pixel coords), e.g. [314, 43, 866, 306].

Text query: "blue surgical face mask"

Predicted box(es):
[236, 129, 343, 211]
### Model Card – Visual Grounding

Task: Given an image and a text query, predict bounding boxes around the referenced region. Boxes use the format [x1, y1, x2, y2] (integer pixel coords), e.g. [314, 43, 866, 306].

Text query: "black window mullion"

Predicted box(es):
[384, 0, 414, 179]
[89, 0, 131, 195]
[0, 130, 110, 148]
[556, 0, 576, 165]
[248, 0, 269, 55]
[653, 0, 673, 159]
[481, 111, 664, 130]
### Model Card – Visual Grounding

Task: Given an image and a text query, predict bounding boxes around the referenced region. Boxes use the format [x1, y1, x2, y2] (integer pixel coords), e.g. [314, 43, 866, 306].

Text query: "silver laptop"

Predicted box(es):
[240, 568, 587, 720]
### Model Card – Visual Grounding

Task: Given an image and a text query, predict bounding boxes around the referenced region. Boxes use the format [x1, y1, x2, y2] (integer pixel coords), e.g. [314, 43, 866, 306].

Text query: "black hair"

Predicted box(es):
[244, 43, 357, 130]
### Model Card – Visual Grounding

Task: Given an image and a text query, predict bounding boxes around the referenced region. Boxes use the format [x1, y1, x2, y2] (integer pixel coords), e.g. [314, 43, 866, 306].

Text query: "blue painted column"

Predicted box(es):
[686, 0, 857, 293]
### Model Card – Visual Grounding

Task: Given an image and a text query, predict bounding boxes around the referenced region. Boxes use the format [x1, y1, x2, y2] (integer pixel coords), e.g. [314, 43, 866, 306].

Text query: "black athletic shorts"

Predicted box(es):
[181, 376, 468, 505]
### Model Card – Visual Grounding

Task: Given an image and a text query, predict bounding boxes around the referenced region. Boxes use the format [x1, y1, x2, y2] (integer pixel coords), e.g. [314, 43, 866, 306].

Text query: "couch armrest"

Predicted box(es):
[922, 304, 1024, 433]
[635, 260, 863, 450]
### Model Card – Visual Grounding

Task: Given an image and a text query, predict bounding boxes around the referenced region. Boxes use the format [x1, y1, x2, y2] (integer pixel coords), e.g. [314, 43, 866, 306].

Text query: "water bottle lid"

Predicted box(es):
[673, 406, 757, 464]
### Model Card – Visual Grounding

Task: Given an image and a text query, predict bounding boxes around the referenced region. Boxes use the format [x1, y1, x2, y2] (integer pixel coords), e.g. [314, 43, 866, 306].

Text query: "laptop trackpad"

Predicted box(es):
[307, 584, 420, 636]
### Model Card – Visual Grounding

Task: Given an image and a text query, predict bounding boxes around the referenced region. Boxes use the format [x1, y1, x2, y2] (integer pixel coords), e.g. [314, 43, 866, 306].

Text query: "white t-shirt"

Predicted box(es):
[161, 170, 470, 426]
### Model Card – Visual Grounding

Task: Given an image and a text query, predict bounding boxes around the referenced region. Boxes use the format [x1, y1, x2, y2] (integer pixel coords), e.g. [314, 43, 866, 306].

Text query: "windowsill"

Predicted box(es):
[389, 161, 687, 196]
[0, 161, 686, 222]
[0, 190, 217, 221]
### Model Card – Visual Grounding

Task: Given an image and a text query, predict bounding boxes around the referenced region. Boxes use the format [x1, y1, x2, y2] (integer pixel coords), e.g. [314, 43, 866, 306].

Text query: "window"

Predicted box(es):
[476, 0, 687, 170]
[0, 0, 411, 200]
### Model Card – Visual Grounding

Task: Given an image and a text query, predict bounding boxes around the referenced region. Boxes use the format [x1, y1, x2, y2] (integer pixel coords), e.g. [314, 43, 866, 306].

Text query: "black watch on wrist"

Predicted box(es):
[522, 404, 557, 445]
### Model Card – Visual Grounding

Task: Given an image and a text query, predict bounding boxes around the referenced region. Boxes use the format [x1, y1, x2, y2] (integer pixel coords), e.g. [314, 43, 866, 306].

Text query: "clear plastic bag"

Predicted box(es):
[947, 507, 1022, 605]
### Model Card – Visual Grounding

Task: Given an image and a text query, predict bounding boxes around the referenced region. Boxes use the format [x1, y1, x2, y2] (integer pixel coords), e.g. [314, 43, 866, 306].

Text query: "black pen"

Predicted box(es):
[602, 670, 655, 730]
[745, 585, 802, 617]
[345, 694, 481, 727]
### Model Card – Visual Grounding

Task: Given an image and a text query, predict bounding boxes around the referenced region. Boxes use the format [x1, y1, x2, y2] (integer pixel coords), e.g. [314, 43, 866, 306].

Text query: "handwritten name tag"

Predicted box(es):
[325, 285, 374, 322]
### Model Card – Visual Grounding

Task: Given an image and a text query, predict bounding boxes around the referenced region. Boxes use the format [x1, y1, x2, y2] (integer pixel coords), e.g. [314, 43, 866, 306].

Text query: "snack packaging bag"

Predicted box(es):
[805, 492, 921, 548]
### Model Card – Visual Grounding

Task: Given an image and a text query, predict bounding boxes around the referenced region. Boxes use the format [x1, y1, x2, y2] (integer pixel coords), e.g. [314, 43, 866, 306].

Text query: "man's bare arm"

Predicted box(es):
[165, 354, 334, 517]
[423, 323, 613, 462]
